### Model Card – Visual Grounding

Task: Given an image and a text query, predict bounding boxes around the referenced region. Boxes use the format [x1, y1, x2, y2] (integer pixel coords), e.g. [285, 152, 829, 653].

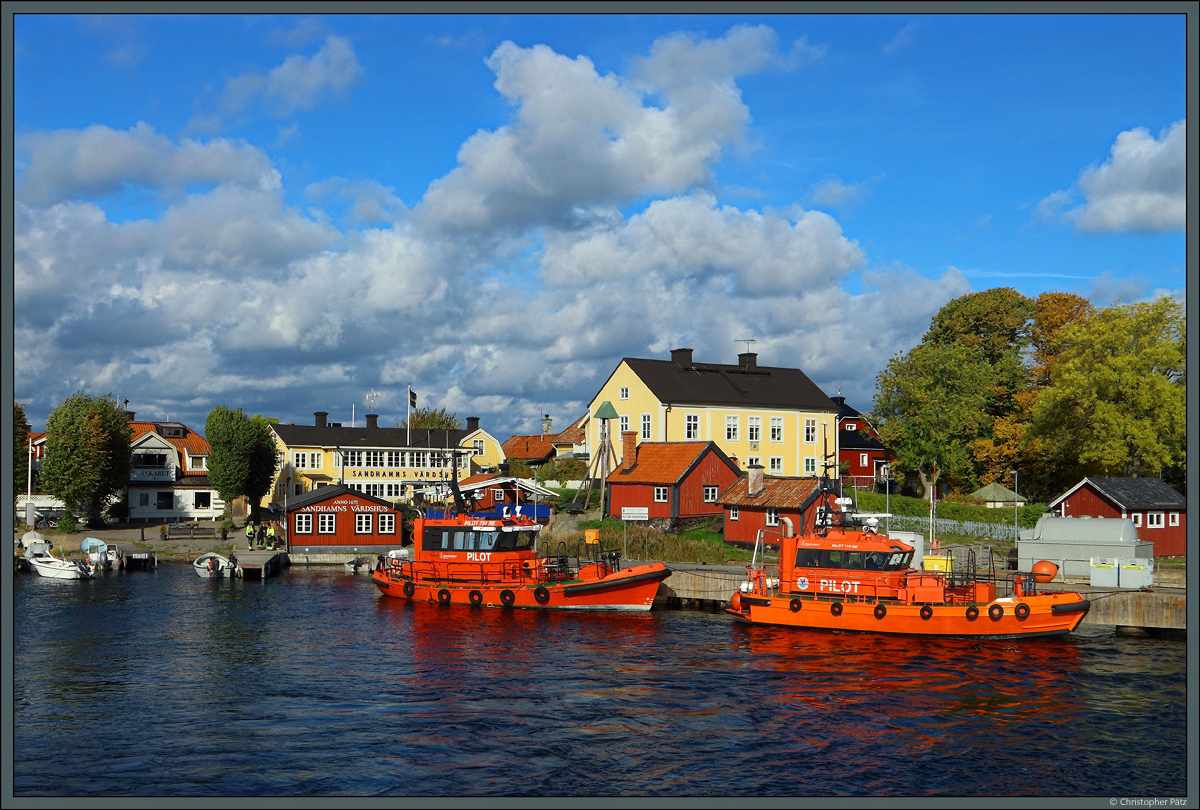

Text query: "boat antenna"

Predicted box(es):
[448, 450, 467, 516]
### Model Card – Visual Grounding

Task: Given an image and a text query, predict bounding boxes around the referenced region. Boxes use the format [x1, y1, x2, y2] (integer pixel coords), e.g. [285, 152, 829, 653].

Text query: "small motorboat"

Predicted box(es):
[726, 483, 1091, 639]
[80, 537, 122, 571]
[344, 555, 375, 575]
[17, 531, 53, 572]
[372, 455, 670, 610]
[29, 546, 96, 580]
[193, 552, 237, 579]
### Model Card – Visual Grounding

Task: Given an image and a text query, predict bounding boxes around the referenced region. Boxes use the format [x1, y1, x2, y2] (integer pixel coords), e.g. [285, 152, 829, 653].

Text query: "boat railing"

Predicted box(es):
[379, 556, 601, 586]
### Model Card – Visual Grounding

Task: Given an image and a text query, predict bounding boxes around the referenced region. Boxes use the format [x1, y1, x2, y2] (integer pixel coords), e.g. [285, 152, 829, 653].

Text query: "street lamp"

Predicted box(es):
[1010, 469, 1019, 544]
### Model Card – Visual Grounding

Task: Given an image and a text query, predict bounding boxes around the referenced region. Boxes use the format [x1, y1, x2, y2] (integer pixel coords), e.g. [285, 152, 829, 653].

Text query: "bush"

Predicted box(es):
[540, 457, 587, 481]
[56, 509, 77, 533]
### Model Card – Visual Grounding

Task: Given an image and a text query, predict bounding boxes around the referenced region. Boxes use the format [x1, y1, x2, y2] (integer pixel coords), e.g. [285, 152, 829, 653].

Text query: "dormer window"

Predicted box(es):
[844, 422, 856, 431]
[192, 456, 207, 470]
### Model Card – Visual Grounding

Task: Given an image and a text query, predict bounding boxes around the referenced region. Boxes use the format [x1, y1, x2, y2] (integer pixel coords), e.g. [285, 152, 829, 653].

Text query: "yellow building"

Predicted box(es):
[587, 348, 840, 478]
[268, 411, 504, 507]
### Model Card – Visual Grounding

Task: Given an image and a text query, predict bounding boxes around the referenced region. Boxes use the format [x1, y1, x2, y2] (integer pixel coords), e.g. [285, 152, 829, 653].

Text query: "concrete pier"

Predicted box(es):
[233, 551, 290, 580]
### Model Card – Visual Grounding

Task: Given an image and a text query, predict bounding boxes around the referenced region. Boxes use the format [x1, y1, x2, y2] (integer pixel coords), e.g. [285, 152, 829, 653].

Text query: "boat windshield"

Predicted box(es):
[795, 548, 911, 571]
[422, 527, 536, 552]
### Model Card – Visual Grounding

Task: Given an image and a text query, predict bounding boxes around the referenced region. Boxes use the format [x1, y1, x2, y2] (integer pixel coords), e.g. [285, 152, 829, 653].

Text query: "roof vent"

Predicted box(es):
[671, 348, 694, 369]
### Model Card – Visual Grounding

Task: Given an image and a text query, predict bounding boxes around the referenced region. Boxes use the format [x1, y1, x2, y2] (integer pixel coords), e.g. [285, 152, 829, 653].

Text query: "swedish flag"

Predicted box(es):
[409, 389, 417, 407]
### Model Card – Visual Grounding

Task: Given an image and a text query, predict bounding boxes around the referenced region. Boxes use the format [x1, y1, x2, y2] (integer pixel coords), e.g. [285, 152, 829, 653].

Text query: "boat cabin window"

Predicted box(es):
[422, 527, 535, 552]
[795, 548, 911, 571]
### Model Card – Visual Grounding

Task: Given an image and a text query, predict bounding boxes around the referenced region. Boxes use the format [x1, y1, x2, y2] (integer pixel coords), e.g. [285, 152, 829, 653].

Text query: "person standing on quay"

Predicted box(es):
[245, 522, 254, 550]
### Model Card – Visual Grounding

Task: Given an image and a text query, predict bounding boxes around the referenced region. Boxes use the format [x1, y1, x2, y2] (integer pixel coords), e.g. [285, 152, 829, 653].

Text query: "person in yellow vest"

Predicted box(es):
[245, 522, 255, 550]
[266, 522, 276, 549]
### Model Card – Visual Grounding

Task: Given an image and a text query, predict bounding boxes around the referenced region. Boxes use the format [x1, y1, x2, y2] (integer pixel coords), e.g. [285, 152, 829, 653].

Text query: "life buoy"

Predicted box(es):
[500, 589, 515, 607]
[469, 590, 483, 606]
[534, 586, 551, 604]
[988, 603, 1004, 620]
[965, 605, 979, 620]
[1014, 602, 1030, 620]
[402, 581, 415, 599]
[873, 604, 887, 620]
[920, 605, 934, 620]
[789, 598, 801, 613]
[438, 589, 451, 605]
[830, 602, 843, 617]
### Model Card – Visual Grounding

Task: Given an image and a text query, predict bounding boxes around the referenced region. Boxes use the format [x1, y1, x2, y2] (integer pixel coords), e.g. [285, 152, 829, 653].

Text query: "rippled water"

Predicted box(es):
[11, 563, 1187, 798]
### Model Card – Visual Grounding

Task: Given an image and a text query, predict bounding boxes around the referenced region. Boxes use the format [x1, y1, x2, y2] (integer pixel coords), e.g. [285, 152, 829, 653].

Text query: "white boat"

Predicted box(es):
[193, 552, 237, 579]
[29, 548, 96, 580]
[344, 555, 376, 575]
[18, 531, 53, 572]
[80, 537, 122, 571]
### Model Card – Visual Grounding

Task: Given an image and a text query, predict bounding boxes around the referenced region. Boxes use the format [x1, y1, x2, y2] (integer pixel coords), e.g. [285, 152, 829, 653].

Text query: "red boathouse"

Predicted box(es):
[283, 484, 402, 555]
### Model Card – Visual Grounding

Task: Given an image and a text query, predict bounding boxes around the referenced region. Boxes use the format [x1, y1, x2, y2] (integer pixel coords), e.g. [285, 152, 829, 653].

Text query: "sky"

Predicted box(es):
[9, 10, 1190, 440]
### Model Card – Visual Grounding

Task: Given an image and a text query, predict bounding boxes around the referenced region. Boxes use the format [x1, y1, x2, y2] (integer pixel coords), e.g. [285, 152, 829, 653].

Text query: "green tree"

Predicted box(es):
[39, 393, 133, 527]
[14, 402, 30, 504]
[870, 341, 994, 496]
[401, 407, 462, 430]
[205, 406, 281, 522]
[1030, 296, 1185, 491]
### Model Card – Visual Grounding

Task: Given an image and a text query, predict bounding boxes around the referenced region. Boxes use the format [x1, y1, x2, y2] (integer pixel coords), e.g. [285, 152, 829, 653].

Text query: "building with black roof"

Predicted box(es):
[1048, 476, 1186, 556]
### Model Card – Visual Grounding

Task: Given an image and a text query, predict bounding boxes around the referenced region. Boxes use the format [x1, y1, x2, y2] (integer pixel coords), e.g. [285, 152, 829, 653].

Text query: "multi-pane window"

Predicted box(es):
[318, 514, 336, 533]
[355, 513, 373, 533]
[654, 486, 668, 502]
[729, 506, 739, 521]
[619, 387, 629, 400]
[686, 414, 699, 439]
[747, 456, 760, 468]
[843, 421, 856, 432]
[641, 414, 651, 440]
[620, 415, 628, 433]
[703, 486, 718, 502]
[725, 415, 738, 441]
[805, 418, 817, 443]
[766, 508, 779, 527]
[804, 457, 817, 474]
[294, 451, 308, 468]
[411, 451, 427, 468]
[386, 483, 402, 498]
[365, 483, 383, 497]
[379, 514, 395, 534]
[364, 451, 383, 467]
[343, 450, 362, 467]
[386, 451, 402, 467]
[1146, 512, 1164, 528]
[770, 417, 783, 442]
[769, 457, 782, 473]
[294, 483, 304, 496]
[1131, 514, 1142, 527]
[493, 488, 506, 502]
[295, 514, 312, 533]
[747, 416, 761, 442]
[309, 452, 322, 469]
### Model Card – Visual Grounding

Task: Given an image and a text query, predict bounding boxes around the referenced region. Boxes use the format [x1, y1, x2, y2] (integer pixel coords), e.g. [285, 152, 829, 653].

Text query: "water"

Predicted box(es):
[11, 563, 1188, 798]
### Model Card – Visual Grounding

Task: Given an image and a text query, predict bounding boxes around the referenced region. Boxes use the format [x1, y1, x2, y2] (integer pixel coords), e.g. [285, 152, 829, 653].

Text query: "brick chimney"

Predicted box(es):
[671, 347, 693, 369]
[738, 352, 757, 371]
[748, 463, 764, 497]
[621, 430, 638, 472]
[315, 411, 328, 428]
[365, 413, 378, 429]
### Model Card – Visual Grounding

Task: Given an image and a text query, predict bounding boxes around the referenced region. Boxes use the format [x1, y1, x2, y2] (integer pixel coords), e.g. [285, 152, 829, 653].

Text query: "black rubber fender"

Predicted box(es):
[402, 581, 415, 599]
[920, 605, 933, 620]
[789, 598, 801, 613]
[534, 586, 550, 604]
[1014, 602, 1030, 620]
[965, 605, 979, 620]
[830, 601, 843, 617]
[873, 603, 887, 620]
[988, 603, 1004, 620]
[500, 589, 515, 607]
[438, 589, 451, 605]
[469, 590, 483, 606]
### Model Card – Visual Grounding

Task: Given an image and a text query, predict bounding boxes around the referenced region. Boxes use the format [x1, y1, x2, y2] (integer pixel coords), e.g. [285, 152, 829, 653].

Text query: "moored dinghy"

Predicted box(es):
[29, 546, 96, 580]
[193, 552, 237, 579]
[80, 537, 122, 571]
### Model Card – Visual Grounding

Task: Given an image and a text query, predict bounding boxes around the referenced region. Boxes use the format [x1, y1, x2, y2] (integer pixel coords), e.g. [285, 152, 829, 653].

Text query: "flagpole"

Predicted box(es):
[407, 384, 412, 447]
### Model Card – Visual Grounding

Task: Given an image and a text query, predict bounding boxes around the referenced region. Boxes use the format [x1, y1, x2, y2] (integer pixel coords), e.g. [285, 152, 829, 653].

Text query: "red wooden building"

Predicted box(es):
[605, 433, 741, 531]
[284, 484, 402, 555]
[1048, 477, 1186, 557]
[718, 467, 839, 548]
[831, 396, 888, 489]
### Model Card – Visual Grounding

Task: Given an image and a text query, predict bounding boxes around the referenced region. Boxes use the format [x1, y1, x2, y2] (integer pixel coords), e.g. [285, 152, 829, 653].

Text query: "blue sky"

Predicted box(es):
[10, 11, 1188, 439]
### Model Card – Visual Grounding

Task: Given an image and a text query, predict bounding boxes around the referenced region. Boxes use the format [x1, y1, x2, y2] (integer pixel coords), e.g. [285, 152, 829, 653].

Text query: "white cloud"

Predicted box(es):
[215, 35, 362, 121]
[1039, 120, 1185, 233]
[883, 23, 918, 55]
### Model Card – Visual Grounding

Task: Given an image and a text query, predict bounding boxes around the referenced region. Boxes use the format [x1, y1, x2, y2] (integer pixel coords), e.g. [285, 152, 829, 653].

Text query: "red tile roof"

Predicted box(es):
[606, 442, 714, 485]
[130, 421, 210, 457]
[502, 433, 555, 461]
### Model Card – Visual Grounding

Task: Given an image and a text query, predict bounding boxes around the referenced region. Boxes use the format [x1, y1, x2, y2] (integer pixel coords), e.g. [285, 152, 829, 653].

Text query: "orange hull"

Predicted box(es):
[727, 591, 1090, 638]
[372, 562, 670, 611]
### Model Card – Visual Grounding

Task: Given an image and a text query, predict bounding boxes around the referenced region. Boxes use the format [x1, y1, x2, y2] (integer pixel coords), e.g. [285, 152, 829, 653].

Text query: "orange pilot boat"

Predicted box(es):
[371, 458, 671, 611]
[726, 493, 1091, 639]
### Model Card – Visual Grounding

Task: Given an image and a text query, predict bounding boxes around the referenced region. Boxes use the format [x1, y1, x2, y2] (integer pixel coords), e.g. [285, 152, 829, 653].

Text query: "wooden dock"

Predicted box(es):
[231, 551, 290, 580]
[655, 564, 1187, 631]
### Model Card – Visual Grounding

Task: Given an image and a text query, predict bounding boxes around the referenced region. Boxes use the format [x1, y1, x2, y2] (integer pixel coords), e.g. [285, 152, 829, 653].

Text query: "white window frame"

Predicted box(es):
[355, 513, 373, 533]
[1131, 513, 1142, 527]
[379, 513, 395, 534]
[492, 488, 506, 502]
[619, 386, 629, 400]
[804, 457, 817, 474]
[766, 508, 779, 527]
[686, 414, 700, 440]
[747, 456, 760, 469]
[1146, 512, 1164, 528]
[620, 415, 628, 433]
[769, 457, 782, 473]
[747, 416, 761, 442]
[729, 506, 739, 521]
[318, 513, 336, 534]
[653, 486, 668, 503]
[844, 421, 856, 432]
[641, 413, 651, 440]
[293, 452, 307, 469]
[725, 415, 738, 442]
[703, 486, 718, 502]
[343, 450, 362, 467]
[771, 417, 783, 443]
[1168, 512, 1180, 527]
[295, 513, 312, 534]
[860, 453, 869, 467]
[804, 418, 816, 443]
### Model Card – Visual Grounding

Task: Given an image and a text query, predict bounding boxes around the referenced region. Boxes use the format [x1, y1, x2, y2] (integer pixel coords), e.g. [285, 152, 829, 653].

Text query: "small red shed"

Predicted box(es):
[718, 468, 839, 548]
[284, 484, 402, 554]
[1048, 477, 1186, 557]
[605, 433, 741, 531]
